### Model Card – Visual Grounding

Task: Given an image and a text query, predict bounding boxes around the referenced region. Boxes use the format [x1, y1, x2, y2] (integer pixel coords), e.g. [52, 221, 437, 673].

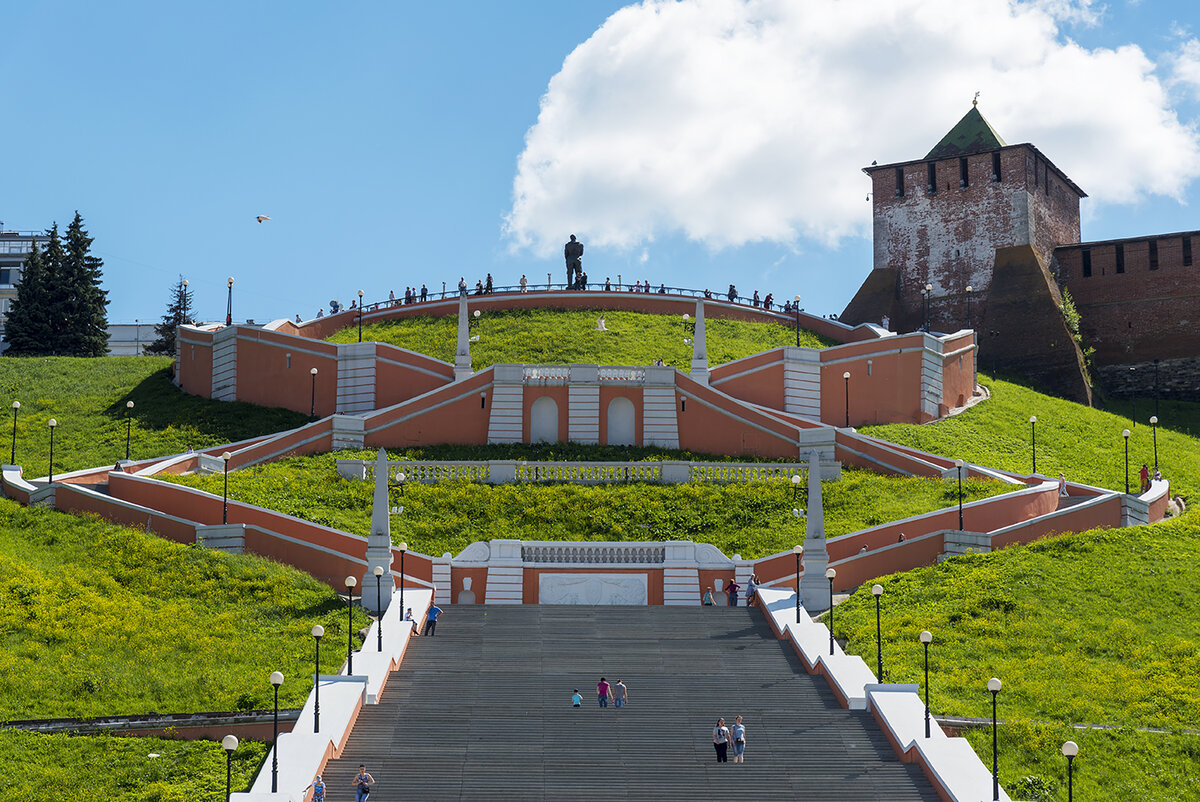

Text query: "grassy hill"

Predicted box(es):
[0, 356, 307, 480]
[326, 308, 833, 370]
[163, 447, 1011, 559]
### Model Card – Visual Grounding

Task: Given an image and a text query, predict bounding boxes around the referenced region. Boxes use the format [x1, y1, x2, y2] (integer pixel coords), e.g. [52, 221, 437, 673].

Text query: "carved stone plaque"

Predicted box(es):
[538, 573, 648, 605]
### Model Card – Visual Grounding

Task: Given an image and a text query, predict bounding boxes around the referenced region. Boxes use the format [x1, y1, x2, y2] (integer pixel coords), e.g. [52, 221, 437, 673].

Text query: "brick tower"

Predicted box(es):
[841, 102, 1092, 403]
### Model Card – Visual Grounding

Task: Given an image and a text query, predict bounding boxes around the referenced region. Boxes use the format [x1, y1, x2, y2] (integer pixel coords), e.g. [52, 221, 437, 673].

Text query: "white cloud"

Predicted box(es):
[505, 0, 1200, 257]
[1167, 37, 1200, 101]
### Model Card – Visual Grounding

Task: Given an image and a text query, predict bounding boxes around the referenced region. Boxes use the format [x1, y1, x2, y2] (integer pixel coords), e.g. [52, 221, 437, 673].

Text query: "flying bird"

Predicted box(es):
[256, 215, 272, 224]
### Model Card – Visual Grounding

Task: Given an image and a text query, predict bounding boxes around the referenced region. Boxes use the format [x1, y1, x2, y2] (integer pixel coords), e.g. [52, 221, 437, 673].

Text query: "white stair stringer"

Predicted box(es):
[484, 565, 524, 604]
[663, 567, 700, 606]
[568, 384, 600, 444]
[211, 327, 237, 402]
[488, 383, 524, 444]
[642, 387, 679, 448]
[783, 347, 821, 420]
[337, 342, 377, 415]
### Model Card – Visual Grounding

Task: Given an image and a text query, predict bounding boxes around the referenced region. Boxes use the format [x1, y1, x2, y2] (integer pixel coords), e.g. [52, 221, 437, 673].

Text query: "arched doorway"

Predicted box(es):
[607, 397, 636, 446]
[531, 396, 559, 443]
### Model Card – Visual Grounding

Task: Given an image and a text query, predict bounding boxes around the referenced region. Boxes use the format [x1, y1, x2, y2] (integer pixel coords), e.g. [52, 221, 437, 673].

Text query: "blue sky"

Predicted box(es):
[4, 0, 1200, 325]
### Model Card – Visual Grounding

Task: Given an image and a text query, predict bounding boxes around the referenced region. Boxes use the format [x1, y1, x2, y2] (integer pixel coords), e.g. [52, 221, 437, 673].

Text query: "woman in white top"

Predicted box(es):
[712, 717, 730, 763]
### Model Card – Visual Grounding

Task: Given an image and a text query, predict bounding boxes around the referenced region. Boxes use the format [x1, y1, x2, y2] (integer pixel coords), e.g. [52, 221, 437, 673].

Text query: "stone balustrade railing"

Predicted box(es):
[336, 458, 839, 485]
[521, 542, 666, 565]
[522, 365, 648, 384]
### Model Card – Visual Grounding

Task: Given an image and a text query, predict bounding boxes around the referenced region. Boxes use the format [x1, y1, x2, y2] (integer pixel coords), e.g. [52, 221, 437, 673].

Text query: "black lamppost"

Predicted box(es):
[1153, 358, 1160, 419]
[357, 289, 364, 342]
[1062, 740, 1078, 802]
[269, 671, 283, 792]
[842, 371, 851, 428]
[922, 283, 933, 332]
[792, 544, 803, 621]
[345, 575, 357, 674]
[225, 277, 234, 326]
[124, 400, 134, 461]
[311, 624, 324, 732]
[871, 584, 884, 680]
[1122, 428, 1131, 494]
[221, 451, 232, 524]
[791, 472, 802, 501]
[825, 567, 837, 655]
[221, 734, 238, 802]
[793, 295, 802, 346]
[9, 400, 18, 465]
[919, 630, 933, 738]
[398, 540, 407, 613]
[955, 459, 965, 530]
[309, 367, 318, 421]
[394, 469, 407, 495]
[373, 565, 384, 653]
[1029, 416, 1037, 474]
[988, 677, 1002, 801]
[1150, 415, 1159, 472]
[47, 420, 57, 482]
[965, 285, 973, 329]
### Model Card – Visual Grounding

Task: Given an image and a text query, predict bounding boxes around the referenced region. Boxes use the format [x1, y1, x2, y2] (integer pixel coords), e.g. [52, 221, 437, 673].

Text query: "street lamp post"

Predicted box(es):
[10, 400, 18, 465]
[842, 371, 851, 428]
[398, 541, 407, 613]
[791, 472, 802, 501]
[1062, 741, 1078, 802]
[965, 285, 973, 329]
[922, 283, 933, 331]
[1029, 416, 1037, 474]
[988, 677, 1002, 801]
[269, 671, 283, 792]
[826, 568, 837, 655]
[1122, 428, 1131, 494]
[955, 459, 965, 530]
[1150, 415, 1159, 472]
[125, 400, 134, 461]
[221, 451, 232, 524]
[373, 565, 384, 652]
[792, 544, 803, 621]
[919, 630, 933, 738]
[225, 277, 234, 326]
[311, 624, 324, 732]
[871, 584, 884, 680]
[1153, 358, 1160, 419]
[345, 575, 357, 674]
[793, 295, 802, 346]
[48, 420, 57, 482]
[222, 734, 238, 802]
[395, 470, 407, 495]
[357, 289, 364, 342]
[309, 367, 319, 421]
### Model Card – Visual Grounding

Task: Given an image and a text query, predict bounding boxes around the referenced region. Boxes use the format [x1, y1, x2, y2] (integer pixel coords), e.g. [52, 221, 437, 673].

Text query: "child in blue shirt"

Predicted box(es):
[571, 689, 582, 707]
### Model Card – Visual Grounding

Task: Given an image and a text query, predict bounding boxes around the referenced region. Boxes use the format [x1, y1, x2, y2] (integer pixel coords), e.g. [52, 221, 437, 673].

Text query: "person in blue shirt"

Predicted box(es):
[304, 775, 326, 802]
[731, 715, 747, 763]
[424, 605, 443, 636]
[571, 689, 582, 708]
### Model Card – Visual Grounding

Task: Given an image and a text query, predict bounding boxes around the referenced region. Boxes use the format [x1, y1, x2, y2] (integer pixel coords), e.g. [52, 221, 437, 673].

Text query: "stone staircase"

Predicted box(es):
[320, 605, 936, 800]
[939, 529, 993, 561]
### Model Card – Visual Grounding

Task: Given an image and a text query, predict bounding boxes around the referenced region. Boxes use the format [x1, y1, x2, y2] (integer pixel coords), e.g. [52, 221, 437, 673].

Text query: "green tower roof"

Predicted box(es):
[925, 105, 1006, 160]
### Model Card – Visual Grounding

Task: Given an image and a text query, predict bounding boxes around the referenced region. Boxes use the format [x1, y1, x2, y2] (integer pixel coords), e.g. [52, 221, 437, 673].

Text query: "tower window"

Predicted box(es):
[1185, 236, 1193, 267]
[1149, 240, 1159, 270]
[1115, 244, 1125, 274]
[959, 158, 969, 188]
[927, 162, 936, 193]
[895, 167, 904, 197]
[1081, 250, 1092, 278]
[992, 152, 1001, 182]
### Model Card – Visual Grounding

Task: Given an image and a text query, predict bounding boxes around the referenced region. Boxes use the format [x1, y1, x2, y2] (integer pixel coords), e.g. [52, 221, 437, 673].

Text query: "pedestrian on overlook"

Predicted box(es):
[1058, 472, 1068, 497]
[727, 284, 737, 302]
[712, 717, 730, 763]
[458, 276, 468, 297]
[763, 292, 773, 309]
[316, 308, 324, 318]
[424, 604, 443, 636]
[1140, 463, 1151, 493]
[572, 689, 583, 708]
[634, 280, 643, 293]
[475, 279, 484, 296]
[881, 314, 890, 330]
[726, 578, 741, 607]
[752, 290, 760, 307]
[389, 289, 395, 304]
[420, 284, 428, 302]
[352, 765, 374, 802]
[731, 715, 746, 763]
[702, 587, 715, 605]
[520, 274, 528, 293]
[605, 277, 612, 291]
[613, 679, 628, 708]
[485, 273, 494, 293]
[597, 676, 613, 708]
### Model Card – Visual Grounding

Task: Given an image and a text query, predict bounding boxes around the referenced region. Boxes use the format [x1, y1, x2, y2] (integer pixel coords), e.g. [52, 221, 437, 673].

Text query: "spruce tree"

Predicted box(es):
[145, 276, 194, 356]
[61, 212, 109, 356]
[3, 237, 54, 355]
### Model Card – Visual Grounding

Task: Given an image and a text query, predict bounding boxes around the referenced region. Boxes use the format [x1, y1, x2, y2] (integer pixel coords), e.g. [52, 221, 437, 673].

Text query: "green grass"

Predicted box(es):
[327, 308, 832, 371]
[865, 373, 1200, 498]
[162, 448, 1011, 559]
[0, 729, 266, 802]
[0, 499, 372, 721]
[832, 515, 1200, 802]
[0, 356, 307, 480]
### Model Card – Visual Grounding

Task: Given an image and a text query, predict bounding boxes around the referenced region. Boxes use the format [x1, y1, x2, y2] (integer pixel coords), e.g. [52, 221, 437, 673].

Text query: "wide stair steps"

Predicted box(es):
[321, 605, 937, 801]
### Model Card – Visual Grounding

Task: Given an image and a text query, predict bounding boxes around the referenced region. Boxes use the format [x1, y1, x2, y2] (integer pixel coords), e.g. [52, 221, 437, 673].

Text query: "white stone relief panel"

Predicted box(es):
[538, 573, 648, 605]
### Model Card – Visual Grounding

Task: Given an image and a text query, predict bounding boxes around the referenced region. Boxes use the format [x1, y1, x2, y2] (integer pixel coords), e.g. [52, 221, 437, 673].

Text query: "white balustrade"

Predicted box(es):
[336, 459, 822, 485]
[521, 541, 666, 565]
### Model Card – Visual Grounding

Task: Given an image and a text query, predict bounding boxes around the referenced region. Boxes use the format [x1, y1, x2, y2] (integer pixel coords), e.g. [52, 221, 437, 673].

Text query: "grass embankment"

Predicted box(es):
[327, 308, 832, 371]
[0, 356, 307, 480]
[0, 729, 266, 802]
[0, 500, 370, 721]
[865, 373, 1199, 498]
[164, 448, 1010, 559]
